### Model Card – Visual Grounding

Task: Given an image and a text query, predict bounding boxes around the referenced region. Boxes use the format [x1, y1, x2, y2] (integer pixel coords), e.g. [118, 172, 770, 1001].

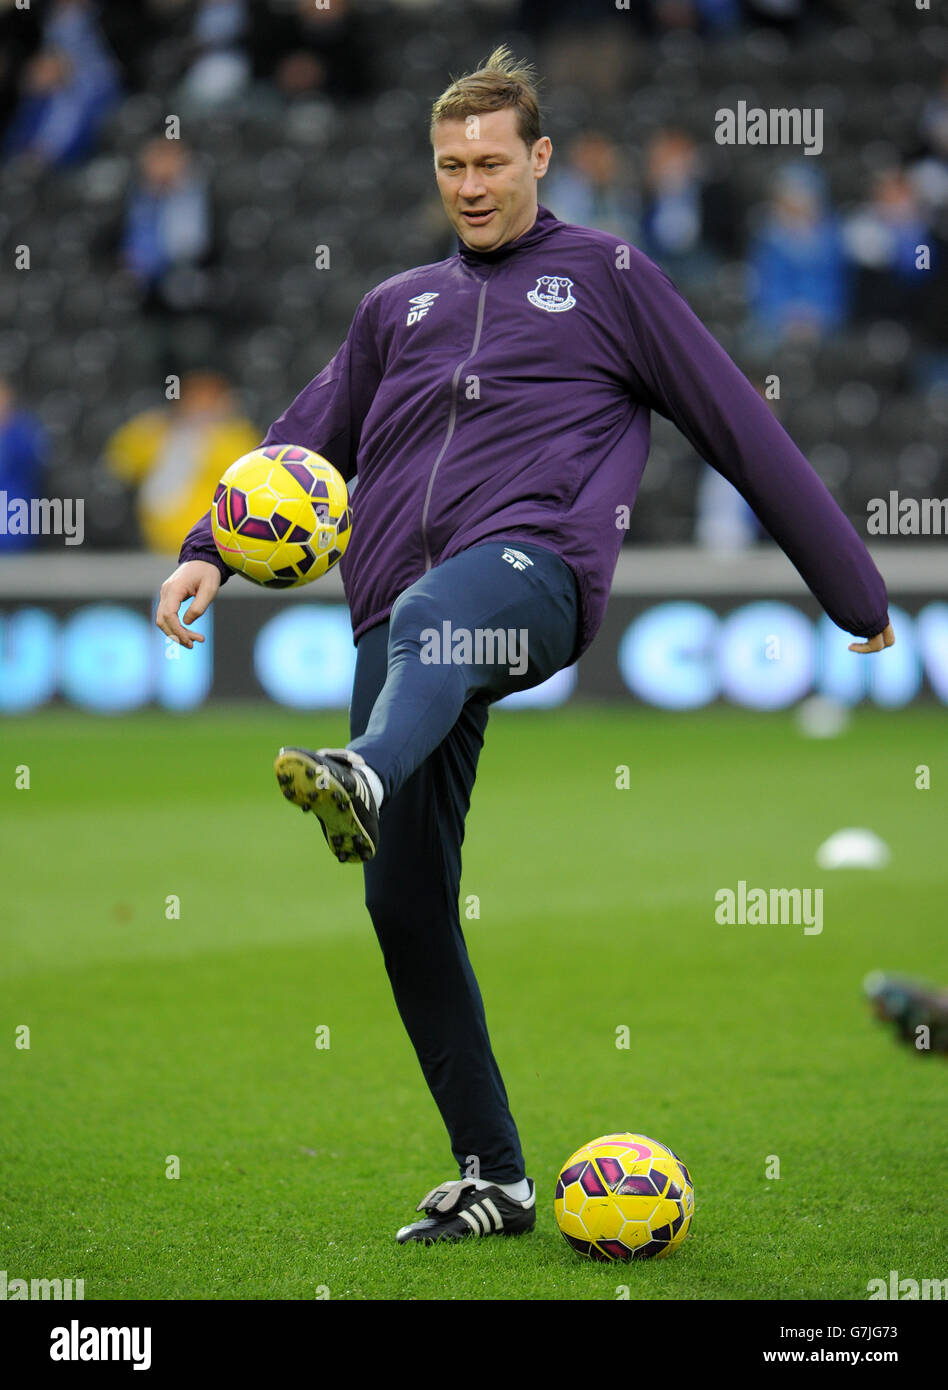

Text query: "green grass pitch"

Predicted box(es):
[1, 703, 945, 1300]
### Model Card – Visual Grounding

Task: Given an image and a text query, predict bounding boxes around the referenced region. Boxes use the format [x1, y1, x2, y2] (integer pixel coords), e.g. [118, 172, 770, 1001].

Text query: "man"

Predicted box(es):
[0, 376, 46, 555]
[105, 371, 257, 555]
[156, 46, 894, 1245]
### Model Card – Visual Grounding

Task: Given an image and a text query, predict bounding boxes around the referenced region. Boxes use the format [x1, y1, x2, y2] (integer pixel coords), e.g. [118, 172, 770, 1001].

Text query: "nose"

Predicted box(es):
[459, 168, 486, 201]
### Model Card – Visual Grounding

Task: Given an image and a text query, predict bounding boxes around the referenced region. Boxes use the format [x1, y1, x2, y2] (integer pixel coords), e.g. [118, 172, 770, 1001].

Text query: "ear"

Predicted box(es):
[533, 136, 552, 177]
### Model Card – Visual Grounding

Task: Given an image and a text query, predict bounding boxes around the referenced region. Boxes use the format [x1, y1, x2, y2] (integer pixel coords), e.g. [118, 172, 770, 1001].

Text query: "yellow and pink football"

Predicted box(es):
[211, 444, 351, 588]
[554, 1132, 694, 1261]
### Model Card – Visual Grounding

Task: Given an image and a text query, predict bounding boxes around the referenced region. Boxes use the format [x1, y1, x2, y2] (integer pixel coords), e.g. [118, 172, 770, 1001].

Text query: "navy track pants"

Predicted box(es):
[346, 540, 579, 1181]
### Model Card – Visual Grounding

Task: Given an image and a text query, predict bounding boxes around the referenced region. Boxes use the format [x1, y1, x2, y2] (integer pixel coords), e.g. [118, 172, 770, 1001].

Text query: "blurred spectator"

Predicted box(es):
[903, 69, 948, 384]
[121, 137, 213, 294]
[640, 128, 742, 288]
[694, 378, 771, 551]
[747, 164, 848, 346]
[913, 235, 948, 387]
[177, 0, 252, 111]
[842, 168, 931, 326]
[114, 136, 218, 373]
[0, 378, 47, 555]
[249, 0, 377, 105]
[104, 372, 258, 554]
[543, 131, 638, 241]
[2, 0, 121, 170]
[695, 467, 760, 551]
[909, 67, 948, 218]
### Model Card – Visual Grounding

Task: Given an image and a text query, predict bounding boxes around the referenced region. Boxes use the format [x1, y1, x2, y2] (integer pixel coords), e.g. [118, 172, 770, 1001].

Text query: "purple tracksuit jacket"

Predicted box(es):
[179, 203, 889, 657]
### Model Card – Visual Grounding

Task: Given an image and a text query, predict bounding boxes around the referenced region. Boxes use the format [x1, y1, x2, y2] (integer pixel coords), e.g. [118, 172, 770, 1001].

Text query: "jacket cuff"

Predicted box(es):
[178, 536, 232, 586]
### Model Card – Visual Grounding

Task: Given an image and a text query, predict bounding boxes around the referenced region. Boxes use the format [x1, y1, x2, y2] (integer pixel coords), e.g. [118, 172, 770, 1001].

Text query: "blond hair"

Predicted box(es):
[429, 44, 543, 150]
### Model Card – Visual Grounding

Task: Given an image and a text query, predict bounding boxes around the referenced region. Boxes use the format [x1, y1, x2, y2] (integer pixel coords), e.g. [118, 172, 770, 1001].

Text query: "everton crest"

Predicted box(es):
[527, 275, 576, 313]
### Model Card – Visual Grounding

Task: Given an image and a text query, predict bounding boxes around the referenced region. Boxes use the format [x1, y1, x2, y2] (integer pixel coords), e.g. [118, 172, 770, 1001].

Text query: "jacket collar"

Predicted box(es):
[456, 203, 560, 265]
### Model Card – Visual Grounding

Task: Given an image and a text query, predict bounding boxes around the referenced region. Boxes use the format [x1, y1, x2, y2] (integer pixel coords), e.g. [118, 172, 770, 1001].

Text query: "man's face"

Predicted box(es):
[141, 138, 187, 190]
[432, 107, 551, 252]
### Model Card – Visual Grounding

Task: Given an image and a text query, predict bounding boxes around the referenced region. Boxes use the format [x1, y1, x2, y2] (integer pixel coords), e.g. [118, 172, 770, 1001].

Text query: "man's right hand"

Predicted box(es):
[848, 622, 895, 655]
[156, 560, 222, 649]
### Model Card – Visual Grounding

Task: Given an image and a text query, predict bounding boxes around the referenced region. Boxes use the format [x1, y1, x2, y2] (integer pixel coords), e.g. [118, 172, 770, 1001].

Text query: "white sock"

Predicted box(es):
[473, 1177, 531, 1202]
[359, 763, 384, 809]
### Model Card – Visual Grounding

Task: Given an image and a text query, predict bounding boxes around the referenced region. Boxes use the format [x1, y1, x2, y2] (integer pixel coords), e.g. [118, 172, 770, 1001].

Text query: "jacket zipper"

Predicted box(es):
[420, 276, 490, 572]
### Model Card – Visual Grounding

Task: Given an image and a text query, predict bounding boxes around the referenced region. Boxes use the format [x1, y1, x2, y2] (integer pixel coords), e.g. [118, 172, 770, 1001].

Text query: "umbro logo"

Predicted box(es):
[407, 291, 439, 326]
